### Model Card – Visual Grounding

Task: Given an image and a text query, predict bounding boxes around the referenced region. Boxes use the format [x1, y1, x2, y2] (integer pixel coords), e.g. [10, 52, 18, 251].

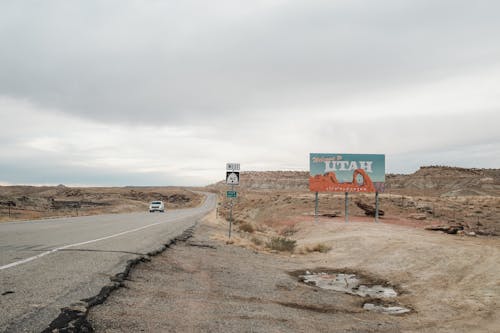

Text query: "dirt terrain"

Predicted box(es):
[212, 167, 500, 236]
[5, 166, 498, 331]
[87, 166, 499, 332]
[0, 186, 202, 222]
[88, 209, 500, 332]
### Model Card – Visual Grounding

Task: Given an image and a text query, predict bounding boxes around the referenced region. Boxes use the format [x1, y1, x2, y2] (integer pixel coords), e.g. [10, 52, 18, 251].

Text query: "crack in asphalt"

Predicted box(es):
[41, 223, 199, 333]
[186, 242, 217, 249]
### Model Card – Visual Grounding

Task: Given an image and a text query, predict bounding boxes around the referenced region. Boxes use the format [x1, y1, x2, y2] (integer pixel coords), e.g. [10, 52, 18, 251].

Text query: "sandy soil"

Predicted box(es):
[0, 186, 202, 222]
[88, 210, 500, 333]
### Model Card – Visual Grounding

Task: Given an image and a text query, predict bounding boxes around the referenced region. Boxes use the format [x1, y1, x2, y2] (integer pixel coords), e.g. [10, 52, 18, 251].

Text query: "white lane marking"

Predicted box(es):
[1, 220, 167, 271]
[0, 195, 215, 271]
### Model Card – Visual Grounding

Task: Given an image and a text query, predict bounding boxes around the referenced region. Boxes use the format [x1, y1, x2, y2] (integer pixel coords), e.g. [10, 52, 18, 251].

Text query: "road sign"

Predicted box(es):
[226, 163, 240, 171]
[226, 171, 240, 185]
[225, 162, 240, 240]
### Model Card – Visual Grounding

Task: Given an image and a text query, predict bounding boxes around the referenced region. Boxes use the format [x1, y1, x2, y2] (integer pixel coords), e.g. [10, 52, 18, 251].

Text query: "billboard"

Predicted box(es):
[309, 153, 385, 193]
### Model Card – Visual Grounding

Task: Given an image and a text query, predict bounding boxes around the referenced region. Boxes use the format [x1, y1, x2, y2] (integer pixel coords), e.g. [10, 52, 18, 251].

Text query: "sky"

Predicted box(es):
[0, 0, 499, 186]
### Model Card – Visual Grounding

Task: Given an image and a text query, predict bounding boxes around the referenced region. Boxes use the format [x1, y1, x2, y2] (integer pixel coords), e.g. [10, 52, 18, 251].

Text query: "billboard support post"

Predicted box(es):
[345, 192, 349, 223]
[375, 191, 379, 223]
[314, 192, 319, 224]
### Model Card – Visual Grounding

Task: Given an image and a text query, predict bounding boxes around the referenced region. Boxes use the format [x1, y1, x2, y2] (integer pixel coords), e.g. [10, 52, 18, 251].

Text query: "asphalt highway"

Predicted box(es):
[0, 192, 216, 332]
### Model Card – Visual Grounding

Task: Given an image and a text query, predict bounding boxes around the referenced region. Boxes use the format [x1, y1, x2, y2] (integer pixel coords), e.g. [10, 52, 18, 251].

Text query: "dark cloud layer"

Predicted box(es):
[1, 0, 499, 125]
[1, 1, 499, 185]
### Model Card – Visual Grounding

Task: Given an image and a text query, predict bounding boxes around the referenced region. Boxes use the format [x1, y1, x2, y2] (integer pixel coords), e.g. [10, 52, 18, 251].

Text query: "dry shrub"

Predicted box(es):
[255, 224, 268, 233]
[298, 243, 332, 254]
[251, 237, 263, 246]
[266, 237, 296, 252]
[238, 222, 255, 233]
[280, 226, 298, 236]
[310, 243, 332, 253]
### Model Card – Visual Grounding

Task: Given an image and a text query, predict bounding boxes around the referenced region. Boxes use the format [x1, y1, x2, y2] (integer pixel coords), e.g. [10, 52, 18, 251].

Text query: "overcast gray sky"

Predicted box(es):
[1, 0, 499, 186]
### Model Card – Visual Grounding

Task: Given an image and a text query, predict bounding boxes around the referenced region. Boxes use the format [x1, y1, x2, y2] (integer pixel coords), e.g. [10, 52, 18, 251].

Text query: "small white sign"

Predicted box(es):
[226, 163, 240, 171]
[226, 171, 240, 185]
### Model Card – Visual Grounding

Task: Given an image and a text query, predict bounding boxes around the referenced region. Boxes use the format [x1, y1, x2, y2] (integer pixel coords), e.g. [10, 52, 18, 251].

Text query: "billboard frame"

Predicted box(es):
[310, 153, 385, 223]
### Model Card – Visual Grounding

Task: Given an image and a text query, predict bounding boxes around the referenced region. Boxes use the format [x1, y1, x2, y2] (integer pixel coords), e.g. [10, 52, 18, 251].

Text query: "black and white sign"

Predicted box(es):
[226, 163, 240, 171]
[226, 171, 240, 185]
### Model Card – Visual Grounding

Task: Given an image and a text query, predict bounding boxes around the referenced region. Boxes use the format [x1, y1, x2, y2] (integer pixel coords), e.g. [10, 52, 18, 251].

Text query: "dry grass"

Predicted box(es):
[298, 243, 332, 254]
[238, 222, 255, 233]
[250, 236, 263, 246]
[279, 225, 298, 236]
[266, 237, 297, 252]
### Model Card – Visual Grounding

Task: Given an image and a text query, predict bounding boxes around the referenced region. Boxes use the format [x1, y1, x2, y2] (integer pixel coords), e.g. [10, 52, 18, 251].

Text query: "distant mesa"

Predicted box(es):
[207, 166, 499, 196]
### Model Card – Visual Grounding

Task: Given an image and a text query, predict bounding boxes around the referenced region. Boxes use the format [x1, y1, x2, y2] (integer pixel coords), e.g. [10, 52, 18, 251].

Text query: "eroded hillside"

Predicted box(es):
[211, 166, 500, 236]
[0, 186, 202, 222]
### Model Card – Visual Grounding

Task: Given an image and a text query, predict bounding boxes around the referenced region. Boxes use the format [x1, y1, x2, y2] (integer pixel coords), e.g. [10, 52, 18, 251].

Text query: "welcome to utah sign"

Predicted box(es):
[309, 153, 385, 193]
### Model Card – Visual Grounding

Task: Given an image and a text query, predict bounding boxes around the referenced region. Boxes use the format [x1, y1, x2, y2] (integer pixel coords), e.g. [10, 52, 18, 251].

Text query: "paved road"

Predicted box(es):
[0, 192, 216, 333]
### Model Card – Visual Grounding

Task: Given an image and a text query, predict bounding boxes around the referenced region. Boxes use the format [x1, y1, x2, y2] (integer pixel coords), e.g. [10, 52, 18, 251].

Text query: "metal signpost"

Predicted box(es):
[309, 153, 385, 223]
[314, 192, 319, 224]
[226, 163, 240, 239]
[0, 201, 16, 218]
[345, 192, 349, 223]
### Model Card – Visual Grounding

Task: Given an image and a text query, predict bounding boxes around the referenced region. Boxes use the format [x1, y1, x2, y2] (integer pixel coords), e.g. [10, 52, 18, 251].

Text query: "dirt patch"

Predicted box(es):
[88, 211, 500, 332]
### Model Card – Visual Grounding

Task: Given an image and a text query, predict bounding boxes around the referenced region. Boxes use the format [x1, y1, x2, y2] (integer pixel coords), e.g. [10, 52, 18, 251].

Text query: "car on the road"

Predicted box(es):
[149, 201, 165, 213]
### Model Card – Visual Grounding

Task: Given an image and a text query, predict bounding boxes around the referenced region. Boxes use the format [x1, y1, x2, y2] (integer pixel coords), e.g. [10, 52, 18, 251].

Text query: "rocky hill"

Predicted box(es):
[212, 166, 499, 236]
[213, 167, 500, 197]
[386, 166, 500, 196]
[240, 171, 310, 190]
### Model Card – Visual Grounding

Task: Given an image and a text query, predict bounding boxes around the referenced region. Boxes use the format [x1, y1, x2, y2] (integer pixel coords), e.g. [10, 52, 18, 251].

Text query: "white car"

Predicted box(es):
[149, 201, 165, 213]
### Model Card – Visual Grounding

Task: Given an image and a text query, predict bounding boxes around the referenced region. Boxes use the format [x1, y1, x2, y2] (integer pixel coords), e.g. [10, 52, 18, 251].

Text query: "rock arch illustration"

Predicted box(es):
[309, 168, 376, 192]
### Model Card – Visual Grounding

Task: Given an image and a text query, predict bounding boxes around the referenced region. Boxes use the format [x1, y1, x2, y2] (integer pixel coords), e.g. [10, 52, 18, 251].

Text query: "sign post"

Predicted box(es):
[345, 192, 349, 223]
[314, 192, 319, 224]
[229, 185, 234, 239]
[226, 163, 240, 239]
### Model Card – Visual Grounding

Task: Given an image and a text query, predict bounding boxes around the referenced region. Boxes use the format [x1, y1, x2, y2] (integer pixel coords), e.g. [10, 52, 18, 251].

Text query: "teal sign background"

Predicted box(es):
[310, 153, 385, 192]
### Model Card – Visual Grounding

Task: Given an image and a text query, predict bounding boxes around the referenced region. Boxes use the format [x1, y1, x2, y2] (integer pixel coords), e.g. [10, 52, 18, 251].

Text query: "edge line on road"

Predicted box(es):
[1, 220, 171, 271]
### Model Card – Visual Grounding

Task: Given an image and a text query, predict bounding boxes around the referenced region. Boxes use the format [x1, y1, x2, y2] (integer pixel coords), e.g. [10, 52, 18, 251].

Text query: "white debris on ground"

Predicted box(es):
[363, 303, 411, 314]
[299, 272, 411, 315]
[299, 272, 398, 298]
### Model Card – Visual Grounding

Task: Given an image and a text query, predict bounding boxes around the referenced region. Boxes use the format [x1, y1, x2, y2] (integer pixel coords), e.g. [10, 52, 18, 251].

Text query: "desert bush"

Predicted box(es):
[280, 226, 298, 236]
[251, 236, 263, 246]
[239, 222, 255, 233]
[298, 243, 332, 254]
[266, 237, 297, 252]
[310, 243, 332, 253]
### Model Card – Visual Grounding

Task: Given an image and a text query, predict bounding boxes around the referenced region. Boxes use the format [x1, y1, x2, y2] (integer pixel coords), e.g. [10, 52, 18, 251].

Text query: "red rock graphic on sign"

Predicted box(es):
[309, 169, 376, 192]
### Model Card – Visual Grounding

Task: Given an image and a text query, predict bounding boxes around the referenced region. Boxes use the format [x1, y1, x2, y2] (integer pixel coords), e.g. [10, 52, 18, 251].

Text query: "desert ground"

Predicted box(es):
[88, 205, 499, 333]
[0, 186, 202, 222]
[86, 167, 499, 332]
[2, 166, 499, 332]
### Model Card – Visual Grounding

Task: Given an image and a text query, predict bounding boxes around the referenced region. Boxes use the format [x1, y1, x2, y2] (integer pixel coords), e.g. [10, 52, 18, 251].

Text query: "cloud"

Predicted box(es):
[0, 1, 499, 185]
[1, 0, 500, 125]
